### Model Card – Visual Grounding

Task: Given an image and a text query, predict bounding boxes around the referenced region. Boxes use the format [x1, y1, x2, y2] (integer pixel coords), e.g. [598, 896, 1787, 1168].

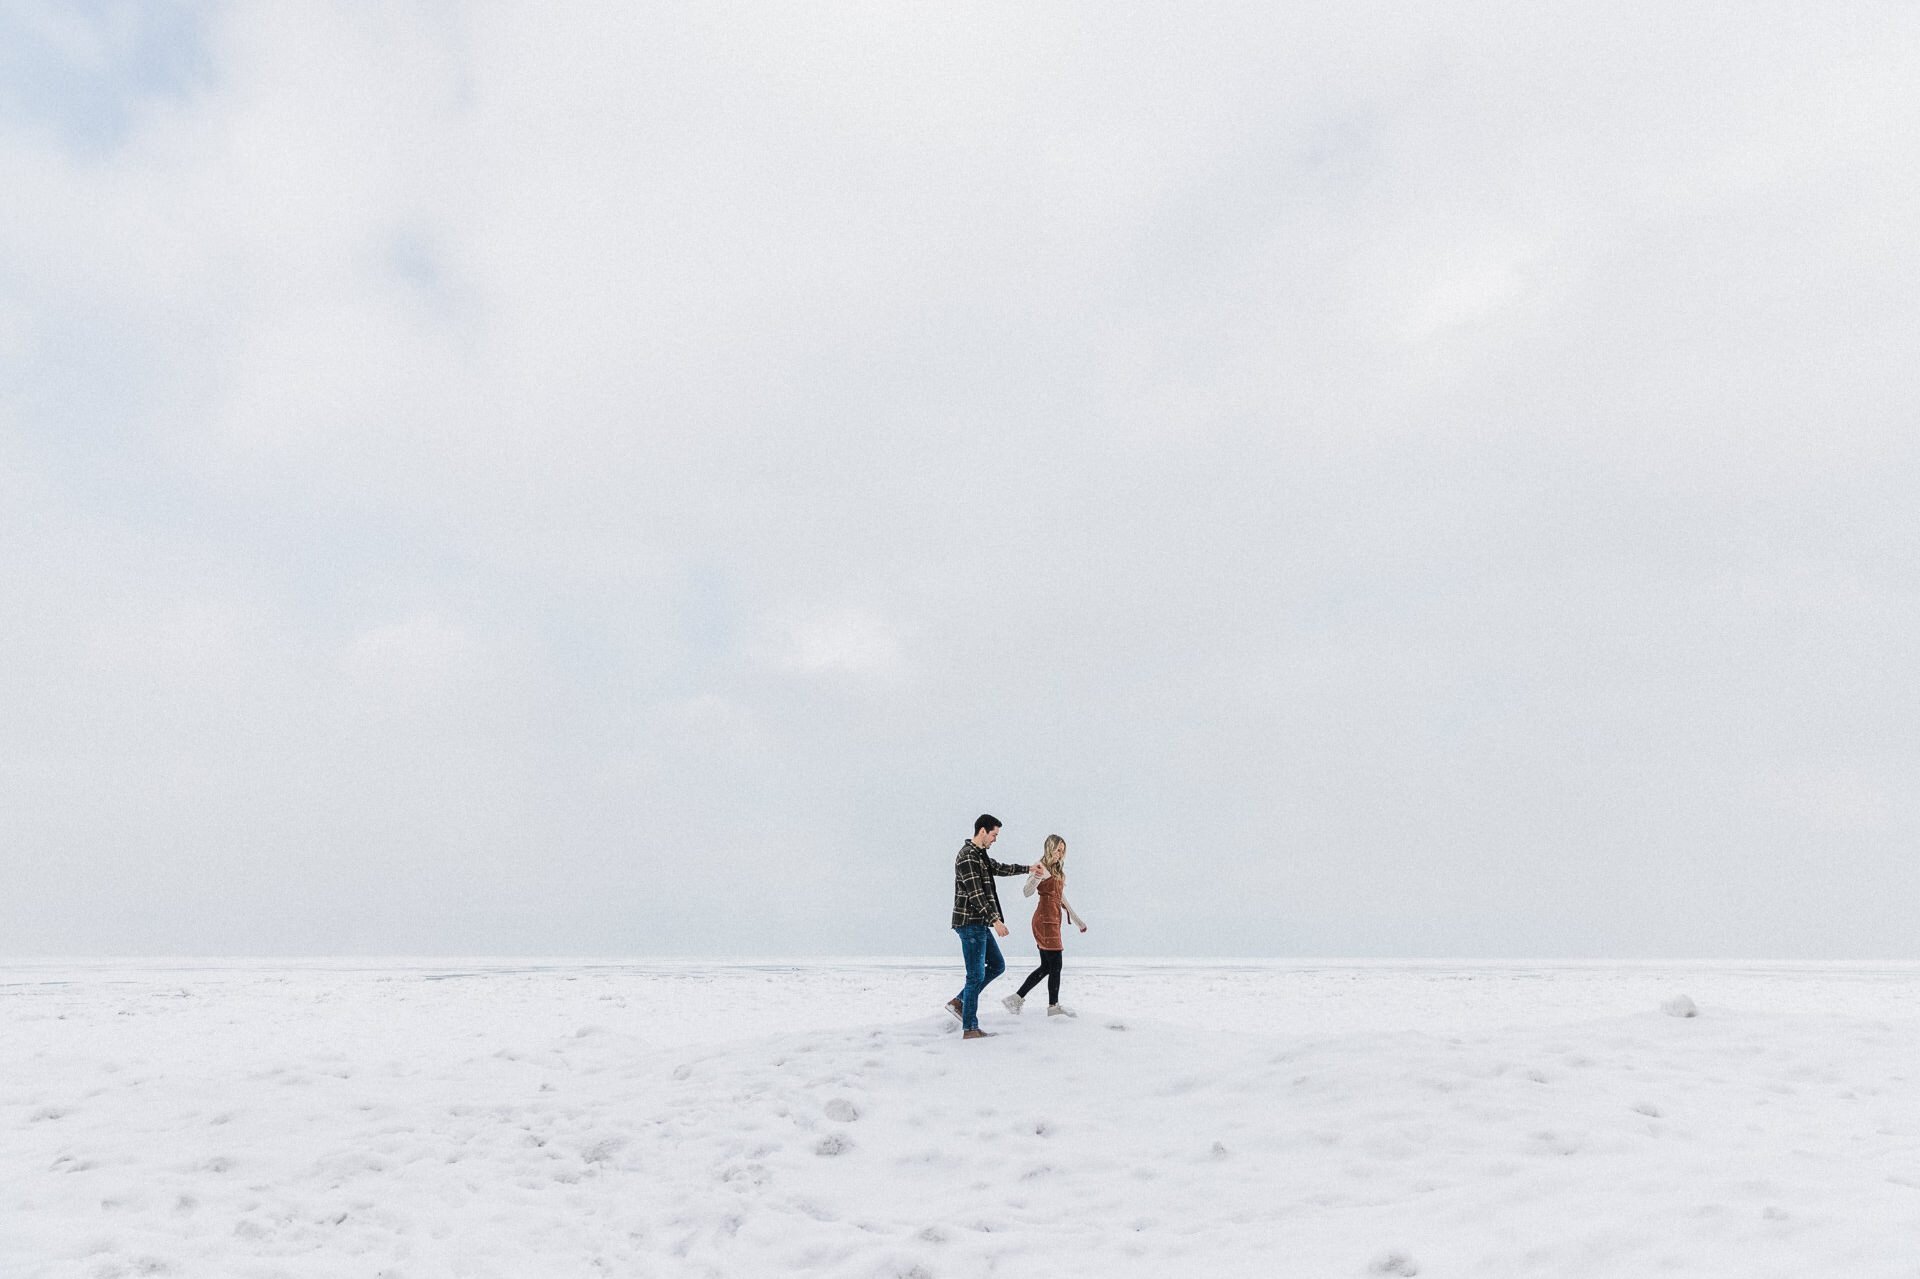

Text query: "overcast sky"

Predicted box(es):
[3, 2, 1917, 959]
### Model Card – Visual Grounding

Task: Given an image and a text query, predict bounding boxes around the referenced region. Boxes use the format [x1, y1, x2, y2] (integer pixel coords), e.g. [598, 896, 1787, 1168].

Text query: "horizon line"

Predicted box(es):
[6, 954, 1920, 968]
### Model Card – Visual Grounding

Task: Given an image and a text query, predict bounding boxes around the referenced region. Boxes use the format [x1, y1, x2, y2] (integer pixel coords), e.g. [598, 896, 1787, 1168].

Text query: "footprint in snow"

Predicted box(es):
[1369, 1250, 1420, 1275]
[824, 1098, 859, 1122]
[815, 1134, 851, 1156]
[582, 1136, 627, 1164]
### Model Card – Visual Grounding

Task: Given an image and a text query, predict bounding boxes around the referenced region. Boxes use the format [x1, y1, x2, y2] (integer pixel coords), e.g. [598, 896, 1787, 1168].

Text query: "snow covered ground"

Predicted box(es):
[6, 958, 1919, 1278]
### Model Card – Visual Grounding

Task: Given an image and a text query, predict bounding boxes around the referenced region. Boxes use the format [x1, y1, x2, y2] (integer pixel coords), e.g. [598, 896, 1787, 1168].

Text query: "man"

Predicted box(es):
[946, 814, 1041, 1040]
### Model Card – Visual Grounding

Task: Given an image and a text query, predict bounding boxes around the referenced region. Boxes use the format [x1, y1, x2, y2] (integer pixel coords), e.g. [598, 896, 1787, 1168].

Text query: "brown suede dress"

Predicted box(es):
[1031, 874, 1066, 950]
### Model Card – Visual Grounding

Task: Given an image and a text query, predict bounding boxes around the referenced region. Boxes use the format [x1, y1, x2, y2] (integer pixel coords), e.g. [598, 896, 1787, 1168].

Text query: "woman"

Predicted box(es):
[1003, 834, 1087, 1017]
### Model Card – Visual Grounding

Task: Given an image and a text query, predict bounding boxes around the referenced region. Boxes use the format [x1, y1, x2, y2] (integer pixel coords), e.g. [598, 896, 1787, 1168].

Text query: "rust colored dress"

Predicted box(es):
[1031, 874, 1066, 950]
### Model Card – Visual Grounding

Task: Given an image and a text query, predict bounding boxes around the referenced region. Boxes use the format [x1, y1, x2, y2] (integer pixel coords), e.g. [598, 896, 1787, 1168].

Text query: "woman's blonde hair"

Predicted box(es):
[1040, 834, 1067, 885]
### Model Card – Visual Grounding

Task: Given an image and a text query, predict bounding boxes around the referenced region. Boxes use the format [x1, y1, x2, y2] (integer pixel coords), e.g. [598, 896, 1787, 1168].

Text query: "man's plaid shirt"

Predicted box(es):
[951, 839, 1031, 928]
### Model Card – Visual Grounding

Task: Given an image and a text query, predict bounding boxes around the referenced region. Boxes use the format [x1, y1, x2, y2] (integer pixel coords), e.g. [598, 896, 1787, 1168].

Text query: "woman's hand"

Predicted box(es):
[1078, 923, 1088, 933]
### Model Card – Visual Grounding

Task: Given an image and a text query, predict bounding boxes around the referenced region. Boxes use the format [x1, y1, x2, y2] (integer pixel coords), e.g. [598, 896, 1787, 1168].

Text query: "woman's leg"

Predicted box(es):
[1016, 958, 1047, 998]
[1043, 949, 1063, 1005]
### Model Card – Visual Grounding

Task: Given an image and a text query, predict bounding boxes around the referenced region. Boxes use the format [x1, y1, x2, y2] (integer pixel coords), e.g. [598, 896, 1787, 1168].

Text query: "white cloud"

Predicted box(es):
[1764, 765, 1904, 837]
[761, 609, 909, 682]
[1396, 245, 1546, 345]
[659, 693, 768, 758]
[340, 614, 492, 693]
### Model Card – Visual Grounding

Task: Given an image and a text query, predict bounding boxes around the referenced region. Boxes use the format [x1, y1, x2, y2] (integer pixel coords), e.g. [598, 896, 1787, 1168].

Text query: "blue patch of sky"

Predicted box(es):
[0, 1, 214, 155]
[387, 231, 443, 295]
[382, 228, 475, 331]
[675, 562, 739, 663]
[6, 289, 183, 510]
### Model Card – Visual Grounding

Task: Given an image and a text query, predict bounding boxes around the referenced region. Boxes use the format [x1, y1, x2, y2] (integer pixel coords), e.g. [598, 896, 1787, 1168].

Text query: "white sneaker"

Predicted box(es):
[1002, 993, 1024, 1014]
[1047, 1004, 1076, 1017]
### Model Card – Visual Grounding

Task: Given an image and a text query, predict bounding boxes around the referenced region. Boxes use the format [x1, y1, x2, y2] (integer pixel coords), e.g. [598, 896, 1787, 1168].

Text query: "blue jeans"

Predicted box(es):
[953, 924, 1006, 1031]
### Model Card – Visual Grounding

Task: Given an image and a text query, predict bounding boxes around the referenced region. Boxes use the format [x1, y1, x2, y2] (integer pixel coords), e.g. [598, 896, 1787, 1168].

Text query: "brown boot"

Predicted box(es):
[944, 998, 963, 1022]
[962, 1028, 994, 1040]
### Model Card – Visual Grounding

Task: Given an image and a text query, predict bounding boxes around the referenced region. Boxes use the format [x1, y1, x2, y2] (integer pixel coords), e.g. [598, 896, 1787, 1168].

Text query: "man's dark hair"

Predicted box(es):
[974, 813, 1001, 835]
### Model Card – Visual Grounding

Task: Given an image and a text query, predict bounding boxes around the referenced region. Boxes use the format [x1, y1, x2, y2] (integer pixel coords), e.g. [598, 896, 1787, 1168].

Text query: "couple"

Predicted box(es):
[944, 813, 1089, 1040]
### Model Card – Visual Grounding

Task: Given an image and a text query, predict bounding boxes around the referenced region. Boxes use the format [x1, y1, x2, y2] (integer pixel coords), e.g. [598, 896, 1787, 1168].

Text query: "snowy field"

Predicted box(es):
[6, 959, 1920, 1278]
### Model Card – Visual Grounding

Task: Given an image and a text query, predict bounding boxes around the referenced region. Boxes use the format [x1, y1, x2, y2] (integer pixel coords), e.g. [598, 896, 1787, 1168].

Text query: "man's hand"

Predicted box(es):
[992, 920, 1009, 938]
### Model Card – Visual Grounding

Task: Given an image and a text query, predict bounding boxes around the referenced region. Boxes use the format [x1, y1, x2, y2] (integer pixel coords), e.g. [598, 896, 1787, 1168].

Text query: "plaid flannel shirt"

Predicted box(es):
[951, 839, 1030, 928]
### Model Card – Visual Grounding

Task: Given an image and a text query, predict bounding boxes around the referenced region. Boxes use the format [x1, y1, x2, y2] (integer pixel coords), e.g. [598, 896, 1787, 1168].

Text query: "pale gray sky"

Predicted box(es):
[3, 2, 1917, 958]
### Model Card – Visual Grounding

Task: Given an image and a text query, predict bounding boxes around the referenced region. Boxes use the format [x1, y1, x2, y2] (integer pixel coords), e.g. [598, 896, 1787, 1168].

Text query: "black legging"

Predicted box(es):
[1017, 949, 1063, 1004]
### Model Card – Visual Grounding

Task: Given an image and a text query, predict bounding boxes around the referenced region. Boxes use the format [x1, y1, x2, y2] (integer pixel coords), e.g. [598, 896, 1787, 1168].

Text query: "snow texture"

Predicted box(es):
[6, 959, 1920, 1277]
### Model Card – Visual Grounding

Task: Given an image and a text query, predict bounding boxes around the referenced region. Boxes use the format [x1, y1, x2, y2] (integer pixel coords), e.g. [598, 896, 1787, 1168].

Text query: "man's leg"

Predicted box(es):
[982, 931, 1006, 989]
[955, 923, 984, 1005]
[955, 926, 988, 1031]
